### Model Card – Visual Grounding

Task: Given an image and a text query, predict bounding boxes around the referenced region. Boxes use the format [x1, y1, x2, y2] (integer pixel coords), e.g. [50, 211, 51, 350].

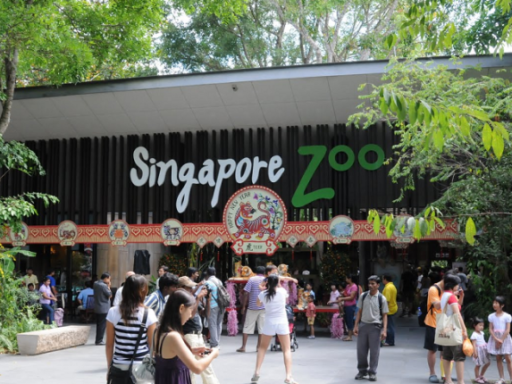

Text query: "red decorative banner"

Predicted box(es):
[0, 187, 459, 247]
[1, 219, 459, 245]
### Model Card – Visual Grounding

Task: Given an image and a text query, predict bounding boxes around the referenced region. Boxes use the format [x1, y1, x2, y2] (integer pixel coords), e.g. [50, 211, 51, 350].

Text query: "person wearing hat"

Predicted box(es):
[178, 276, 220, 384]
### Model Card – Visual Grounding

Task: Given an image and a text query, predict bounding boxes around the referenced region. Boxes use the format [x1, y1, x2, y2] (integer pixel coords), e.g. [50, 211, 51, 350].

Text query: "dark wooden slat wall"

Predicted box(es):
[2, 123, 441, 226]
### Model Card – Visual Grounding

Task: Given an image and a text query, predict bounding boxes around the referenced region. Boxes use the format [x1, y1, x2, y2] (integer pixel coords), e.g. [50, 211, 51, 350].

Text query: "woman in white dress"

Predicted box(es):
[251, 274, 298, 384]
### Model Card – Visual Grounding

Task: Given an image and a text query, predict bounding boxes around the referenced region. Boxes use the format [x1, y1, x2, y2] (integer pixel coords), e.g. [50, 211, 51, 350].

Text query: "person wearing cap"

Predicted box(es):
[94, 272, 112, 345]
[179, 276, 220, 384]
[144, 272, 178, 317]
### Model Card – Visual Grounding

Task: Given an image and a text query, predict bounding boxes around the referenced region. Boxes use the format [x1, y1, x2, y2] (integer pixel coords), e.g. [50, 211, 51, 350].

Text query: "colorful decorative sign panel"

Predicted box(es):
[223, 186, 287, 256]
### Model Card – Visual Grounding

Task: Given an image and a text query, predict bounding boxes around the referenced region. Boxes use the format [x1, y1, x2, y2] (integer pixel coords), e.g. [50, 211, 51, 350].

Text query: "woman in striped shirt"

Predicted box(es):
[106, 275, 158, 384]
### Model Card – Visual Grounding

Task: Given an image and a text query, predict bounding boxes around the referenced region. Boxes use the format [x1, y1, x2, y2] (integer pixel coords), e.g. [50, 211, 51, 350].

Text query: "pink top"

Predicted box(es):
[306, 302, 316, 318]
[343, 283, 358, 306]
[39, 284, 53, 304]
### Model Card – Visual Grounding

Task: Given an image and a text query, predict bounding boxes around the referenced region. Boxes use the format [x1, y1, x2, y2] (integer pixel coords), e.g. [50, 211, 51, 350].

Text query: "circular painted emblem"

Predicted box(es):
[9, 222, 28, 246]
[108, 220, 130, 246]
[223, 186, 287, 256]
[58, 220, 78, 246]
[161, 219, 183, 246]
[329, 215, 355, 244]
[393, 215, 414, 243]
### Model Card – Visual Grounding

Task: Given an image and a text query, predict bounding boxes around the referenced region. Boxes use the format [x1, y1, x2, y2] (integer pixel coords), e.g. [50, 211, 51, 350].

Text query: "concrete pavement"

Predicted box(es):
[0, 316, 504, 384]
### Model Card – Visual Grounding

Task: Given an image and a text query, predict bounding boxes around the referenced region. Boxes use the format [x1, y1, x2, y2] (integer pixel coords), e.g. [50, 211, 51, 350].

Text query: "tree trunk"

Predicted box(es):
[0, 49, 19, 136]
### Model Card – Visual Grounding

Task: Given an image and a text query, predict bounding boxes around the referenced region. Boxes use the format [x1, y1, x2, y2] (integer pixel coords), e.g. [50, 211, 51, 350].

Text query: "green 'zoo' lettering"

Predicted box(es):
[292, 144, 385, 207]
[291, 146, 335, 207]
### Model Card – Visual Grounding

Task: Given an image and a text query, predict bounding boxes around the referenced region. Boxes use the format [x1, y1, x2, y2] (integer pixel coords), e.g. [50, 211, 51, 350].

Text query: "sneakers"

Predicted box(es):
[428, 375, 440, 383]
[355, 372, 368, 380]
[308, 335, 315, 339]
[368, 374, 377, 381]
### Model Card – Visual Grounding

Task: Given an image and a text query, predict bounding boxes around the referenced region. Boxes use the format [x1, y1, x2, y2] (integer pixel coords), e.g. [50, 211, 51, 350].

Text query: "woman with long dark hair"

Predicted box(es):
[252, 274, 298, 384]
[155, 289, 219, 384]
[106, 275, 158, 384]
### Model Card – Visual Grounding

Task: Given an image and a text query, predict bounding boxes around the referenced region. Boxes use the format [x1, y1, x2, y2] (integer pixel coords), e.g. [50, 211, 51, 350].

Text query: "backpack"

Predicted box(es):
[210, 277, 231, 310]
[361, 291, 384, 324]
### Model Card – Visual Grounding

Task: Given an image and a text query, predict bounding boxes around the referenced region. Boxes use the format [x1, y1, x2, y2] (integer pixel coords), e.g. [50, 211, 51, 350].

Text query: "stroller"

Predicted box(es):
[270, 305, 299, 352]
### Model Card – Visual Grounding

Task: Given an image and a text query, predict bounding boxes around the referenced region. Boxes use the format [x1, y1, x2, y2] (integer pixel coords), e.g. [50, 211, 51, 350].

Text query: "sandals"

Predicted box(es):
[284, 379, 299, 384]
[251, 374, 260, 383]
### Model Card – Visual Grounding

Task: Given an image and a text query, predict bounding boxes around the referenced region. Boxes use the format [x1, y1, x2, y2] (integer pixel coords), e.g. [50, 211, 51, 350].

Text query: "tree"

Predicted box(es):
[0, 0, 168, 135]
[347, 0, 512, 314]
[159, 0, 406, 72]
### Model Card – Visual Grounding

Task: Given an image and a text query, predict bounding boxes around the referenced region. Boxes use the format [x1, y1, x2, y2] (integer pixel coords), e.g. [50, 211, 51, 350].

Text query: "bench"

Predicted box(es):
[17, 325, 91, 355]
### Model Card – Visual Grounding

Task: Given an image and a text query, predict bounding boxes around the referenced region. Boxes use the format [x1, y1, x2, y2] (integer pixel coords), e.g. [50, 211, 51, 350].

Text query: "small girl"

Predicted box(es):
[487, 296, 512, 384]
[327, 284, 340, 307]
[471, 317, 490, 384]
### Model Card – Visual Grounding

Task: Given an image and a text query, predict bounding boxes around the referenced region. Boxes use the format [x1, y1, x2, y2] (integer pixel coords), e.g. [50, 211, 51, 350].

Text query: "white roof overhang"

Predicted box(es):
[3, 54, 512, 141]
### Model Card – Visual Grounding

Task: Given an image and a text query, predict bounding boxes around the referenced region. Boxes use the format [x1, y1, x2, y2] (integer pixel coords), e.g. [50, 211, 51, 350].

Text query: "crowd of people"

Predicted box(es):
[19, 262, 512, 384]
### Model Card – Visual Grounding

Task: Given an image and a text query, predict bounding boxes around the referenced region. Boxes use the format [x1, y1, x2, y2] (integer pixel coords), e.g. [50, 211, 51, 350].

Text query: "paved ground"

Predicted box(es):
[0, 316, 505, 384]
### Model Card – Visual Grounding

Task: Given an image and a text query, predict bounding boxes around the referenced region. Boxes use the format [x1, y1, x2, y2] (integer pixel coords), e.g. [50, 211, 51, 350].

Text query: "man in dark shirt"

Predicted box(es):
[400, 264, 417, 317]
[179, 276, 219, 384]
[93, 272, 112, 345]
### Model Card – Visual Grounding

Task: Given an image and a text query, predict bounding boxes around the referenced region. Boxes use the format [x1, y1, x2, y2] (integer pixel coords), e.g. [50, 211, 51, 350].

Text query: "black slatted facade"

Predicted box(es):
[1, 123, 440, 225]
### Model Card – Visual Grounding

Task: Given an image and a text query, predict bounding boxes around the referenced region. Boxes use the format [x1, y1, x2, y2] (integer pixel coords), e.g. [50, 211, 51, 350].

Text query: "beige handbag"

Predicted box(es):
[434, 296, 463, 346]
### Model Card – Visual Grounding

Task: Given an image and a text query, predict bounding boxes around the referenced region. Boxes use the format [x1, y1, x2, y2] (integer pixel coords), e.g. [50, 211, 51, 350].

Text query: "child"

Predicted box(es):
[471, 317, 490, 384]
[327, 284, 340, 307]
[306, 295, 316, 339]
[487, 296, 512, 384]
[305, 283, 315, 301]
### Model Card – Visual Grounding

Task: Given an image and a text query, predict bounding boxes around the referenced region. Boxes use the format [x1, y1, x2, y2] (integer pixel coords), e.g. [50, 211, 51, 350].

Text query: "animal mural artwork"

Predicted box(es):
[330, 221, 353, 238]
[59, 229, 76, 240]
[234, 201, 276, 240]
[163, 225, 181, 241]
[110, 222, 128, 239]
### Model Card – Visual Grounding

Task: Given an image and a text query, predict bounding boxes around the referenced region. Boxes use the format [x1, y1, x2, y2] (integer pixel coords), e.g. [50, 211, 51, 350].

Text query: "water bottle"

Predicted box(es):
[417, 306, 422, 317]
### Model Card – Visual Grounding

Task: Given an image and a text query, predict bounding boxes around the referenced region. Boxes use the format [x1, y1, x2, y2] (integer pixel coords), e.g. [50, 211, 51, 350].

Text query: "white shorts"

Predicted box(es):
[243, 309, 265, 334]
[262, 321, 289, 336]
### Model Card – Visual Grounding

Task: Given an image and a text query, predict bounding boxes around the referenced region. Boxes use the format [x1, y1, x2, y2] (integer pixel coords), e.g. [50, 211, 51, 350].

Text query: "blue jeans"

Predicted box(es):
[386, 314, 395, 345]
[208, 306, 224, 347]
[41, 304, 54, 325]
[344, 305, 356, 331]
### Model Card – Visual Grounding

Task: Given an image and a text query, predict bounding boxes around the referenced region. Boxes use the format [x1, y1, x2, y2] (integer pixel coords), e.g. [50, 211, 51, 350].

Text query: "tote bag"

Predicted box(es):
[434, 295, 463, 346]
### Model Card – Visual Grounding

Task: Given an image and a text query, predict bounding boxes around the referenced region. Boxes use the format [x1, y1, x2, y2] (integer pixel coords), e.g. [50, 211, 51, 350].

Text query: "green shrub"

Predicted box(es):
[0, 250, 50, 353]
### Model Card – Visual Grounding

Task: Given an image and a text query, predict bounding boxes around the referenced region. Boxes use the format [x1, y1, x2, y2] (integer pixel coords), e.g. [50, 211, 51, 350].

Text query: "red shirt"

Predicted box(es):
[306, 302, 316, 318]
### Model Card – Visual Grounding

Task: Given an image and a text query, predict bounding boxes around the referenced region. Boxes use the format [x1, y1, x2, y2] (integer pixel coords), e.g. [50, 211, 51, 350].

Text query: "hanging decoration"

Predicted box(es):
[161, 218, 183, 246]
[1, 186, 459, 246]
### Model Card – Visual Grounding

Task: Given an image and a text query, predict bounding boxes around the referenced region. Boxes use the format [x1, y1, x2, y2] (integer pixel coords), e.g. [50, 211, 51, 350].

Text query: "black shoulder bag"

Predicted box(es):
[107, 308, 149, 384]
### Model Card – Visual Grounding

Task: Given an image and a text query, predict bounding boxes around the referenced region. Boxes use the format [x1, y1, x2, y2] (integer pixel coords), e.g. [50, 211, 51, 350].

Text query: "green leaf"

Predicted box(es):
[482, 123, 492, 151]
[434, 129, 444, 150]
[379, 98, 389, 115]
[408, 101, 418, 124]
[459, 116, 470, 137]
[373, 214, 381, 234]
[397, 96, 407, 121]
[492, 130, 505, 159]
[434, 217, 445, 229]
[465, 217, 477, 245]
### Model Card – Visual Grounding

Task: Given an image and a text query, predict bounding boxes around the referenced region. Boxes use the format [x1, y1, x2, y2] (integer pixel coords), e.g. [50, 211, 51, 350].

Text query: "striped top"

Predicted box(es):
[244, 275, 265, 310]
[144, 290, 166, 318]
[106, 306, 158, 365]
